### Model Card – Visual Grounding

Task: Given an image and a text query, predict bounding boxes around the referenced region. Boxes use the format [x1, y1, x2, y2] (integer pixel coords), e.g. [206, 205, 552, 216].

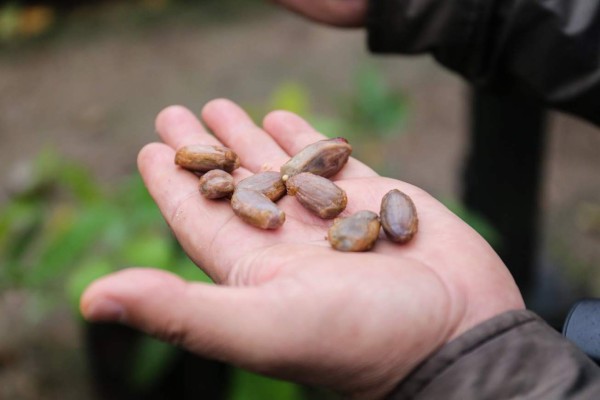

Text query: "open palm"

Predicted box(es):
[82, 100, 524, 399]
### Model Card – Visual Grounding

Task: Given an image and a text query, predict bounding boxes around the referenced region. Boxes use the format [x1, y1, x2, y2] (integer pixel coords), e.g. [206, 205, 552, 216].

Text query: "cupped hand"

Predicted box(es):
[272, 0, 367, 27]
[81, 100, 524, 399]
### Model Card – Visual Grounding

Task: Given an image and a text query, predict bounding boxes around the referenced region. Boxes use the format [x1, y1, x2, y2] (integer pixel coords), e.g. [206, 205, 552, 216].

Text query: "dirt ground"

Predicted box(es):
[1, 5, 600, 399]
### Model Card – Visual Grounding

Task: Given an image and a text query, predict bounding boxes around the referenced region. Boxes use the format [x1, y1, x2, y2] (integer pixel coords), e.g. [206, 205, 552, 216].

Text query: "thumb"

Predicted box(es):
[80, 268, 282, 368]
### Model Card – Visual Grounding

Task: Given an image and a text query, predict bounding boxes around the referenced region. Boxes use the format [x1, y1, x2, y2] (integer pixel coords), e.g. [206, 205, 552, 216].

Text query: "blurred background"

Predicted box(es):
[1, 0, 599, 399]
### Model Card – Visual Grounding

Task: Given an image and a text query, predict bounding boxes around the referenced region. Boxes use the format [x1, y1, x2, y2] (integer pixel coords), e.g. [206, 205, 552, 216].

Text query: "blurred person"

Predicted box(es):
[276, 0, 600, 126]
[80, 1, 600, 399]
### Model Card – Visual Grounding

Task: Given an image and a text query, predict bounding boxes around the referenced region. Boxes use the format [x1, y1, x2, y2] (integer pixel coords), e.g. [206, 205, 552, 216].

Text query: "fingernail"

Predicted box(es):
[84, 299, 126, 323]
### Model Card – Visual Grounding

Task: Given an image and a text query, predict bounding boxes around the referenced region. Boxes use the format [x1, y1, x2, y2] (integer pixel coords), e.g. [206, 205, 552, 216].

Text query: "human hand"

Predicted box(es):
[271, 0, 367, 27]
[81, 100, 524, 399]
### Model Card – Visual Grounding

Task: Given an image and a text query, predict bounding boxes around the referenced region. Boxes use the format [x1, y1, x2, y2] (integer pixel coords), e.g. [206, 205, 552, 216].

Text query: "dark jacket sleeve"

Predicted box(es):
[387, 310, 600, 399]
[367, 0, 600, 126]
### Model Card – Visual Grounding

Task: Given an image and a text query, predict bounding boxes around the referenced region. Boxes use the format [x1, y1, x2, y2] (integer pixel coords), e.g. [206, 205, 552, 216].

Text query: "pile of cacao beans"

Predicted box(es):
[174, 138, 418, 252]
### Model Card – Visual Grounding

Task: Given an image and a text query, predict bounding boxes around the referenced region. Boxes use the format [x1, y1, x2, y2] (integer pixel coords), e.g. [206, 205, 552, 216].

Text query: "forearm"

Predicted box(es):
[387, 310, 600, 399]
[367, 0, 600, 125]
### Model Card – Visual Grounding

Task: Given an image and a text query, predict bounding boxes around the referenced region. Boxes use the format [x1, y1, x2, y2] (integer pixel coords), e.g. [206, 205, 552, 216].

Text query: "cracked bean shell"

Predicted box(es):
[198, 170, 234, 199]
[328, 211, 381, 252]
[236, 171, 286, 202]
[286, 172, 347, 219]
[231, 189, 285, 230]
[175, 144, 240, 173]
[380, 189, 418, 243]
[280, 137, 352, 180]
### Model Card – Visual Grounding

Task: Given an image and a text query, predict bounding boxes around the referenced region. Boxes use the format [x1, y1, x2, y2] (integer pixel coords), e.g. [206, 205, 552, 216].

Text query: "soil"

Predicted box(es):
[1, 5, 599, 399]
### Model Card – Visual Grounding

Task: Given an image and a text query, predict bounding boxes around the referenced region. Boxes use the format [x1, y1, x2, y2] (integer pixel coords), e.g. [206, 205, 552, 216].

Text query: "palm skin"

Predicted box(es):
[81, 100, 524, 399]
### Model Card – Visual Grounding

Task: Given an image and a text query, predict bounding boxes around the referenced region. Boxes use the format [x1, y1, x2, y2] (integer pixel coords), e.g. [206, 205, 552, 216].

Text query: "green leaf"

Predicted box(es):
[129, 335, 178, 390]
[169, 257, 213, 283]
[28, 204, 116, 287]
[116, 174, 165, 228]
[443, 199, 502, 247]
[56, 162, 102, 204]
[343, 65, 408, 138]
[308, 116, 346, 139]
[26, 148, 101, 204]
[65, 259, 114, 313]
[120, 232, 174, 270]
[268, 82, 310, 115]
[229, 369, 302, 400]
[0, 200, 46, 286]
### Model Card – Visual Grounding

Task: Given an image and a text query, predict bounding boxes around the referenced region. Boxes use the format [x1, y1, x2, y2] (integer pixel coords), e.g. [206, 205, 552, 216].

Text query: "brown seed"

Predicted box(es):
[175, 144, 240, 173]
[280, 137, 352, 180]
[236, 171, 286, 202]
[380, 189, 418, 243]
[286, 172, 347, 219]
[231, 189, 285, 230]
[328, 211, 381, 252]
[198, 170, 234, 199]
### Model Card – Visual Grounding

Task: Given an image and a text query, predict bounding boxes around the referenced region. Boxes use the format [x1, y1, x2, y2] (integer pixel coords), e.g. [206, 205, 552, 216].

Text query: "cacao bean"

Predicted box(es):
[175, 144, 240, 173]
[236, 171, 285, 202]
[286, 172, 347, 219]
[327, 211, 381, 252]
[280, 137, 351, 181]
[198, 170, 234, 199]
[380, 189, 418, 243]
[231, 189, 285, 230]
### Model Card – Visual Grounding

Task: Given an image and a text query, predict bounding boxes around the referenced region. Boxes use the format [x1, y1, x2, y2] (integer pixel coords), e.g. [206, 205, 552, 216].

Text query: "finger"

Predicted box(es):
[80, 268, 286, 369]
[155, 105, 223, 150]
[262, 110, 378, 179]
[155, 105, 253, 179]
[138, 142, 251, 281]
[201, 99, 290, 172]
[272, 0, 366, 27]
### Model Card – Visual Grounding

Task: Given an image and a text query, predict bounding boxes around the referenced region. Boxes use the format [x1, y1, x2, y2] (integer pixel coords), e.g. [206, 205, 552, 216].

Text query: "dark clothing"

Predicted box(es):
[366, 1, 600, 397]
[367, 0, 600, 126]
[389, 310, 600, 399]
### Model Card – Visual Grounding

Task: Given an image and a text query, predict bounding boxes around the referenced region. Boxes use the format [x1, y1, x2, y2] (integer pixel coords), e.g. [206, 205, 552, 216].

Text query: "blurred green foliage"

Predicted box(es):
[265, 66, 408, 141]
[0, 147, 303, 397]
[130, 335, 180, 390]
[0, 148, 210, 296]
[268, 82, 311, 117]
[340, 65, 409, 139]
[443, 199, 501, 247]
[229, 370, 303, 400]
